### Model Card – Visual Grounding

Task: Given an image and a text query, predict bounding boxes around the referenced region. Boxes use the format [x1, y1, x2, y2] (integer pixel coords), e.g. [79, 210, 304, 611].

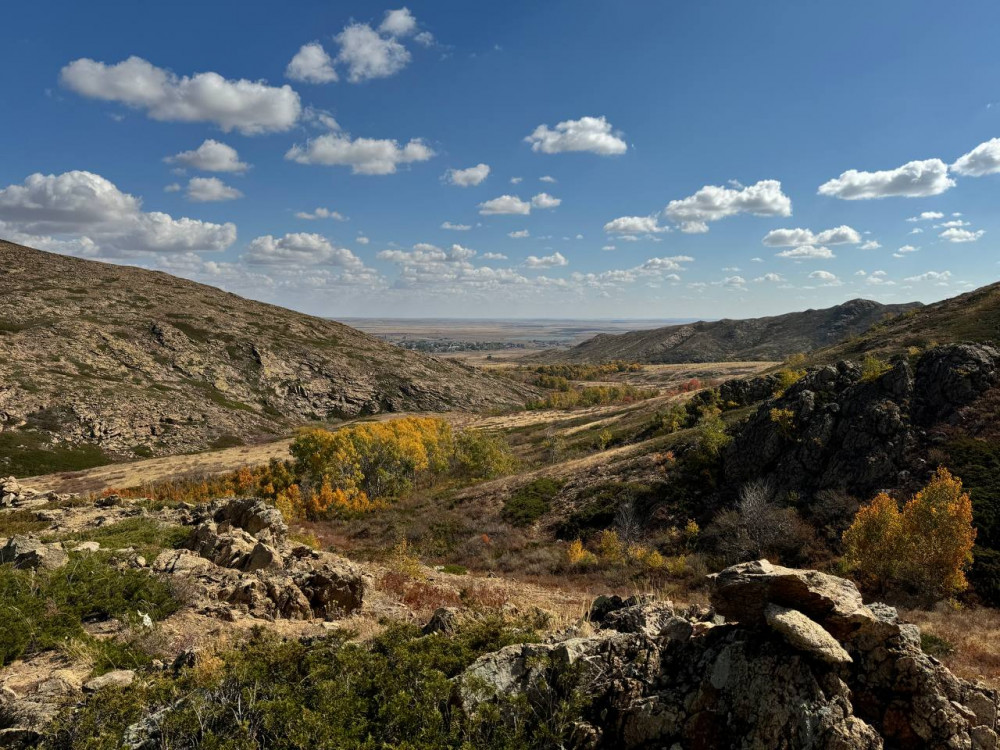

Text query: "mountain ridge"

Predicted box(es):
[532, 297, 923, 364]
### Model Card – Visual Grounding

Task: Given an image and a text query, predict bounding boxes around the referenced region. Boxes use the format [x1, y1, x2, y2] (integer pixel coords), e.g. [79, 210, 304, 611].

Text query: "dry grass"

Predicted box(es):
[902, 605, 1000, 687]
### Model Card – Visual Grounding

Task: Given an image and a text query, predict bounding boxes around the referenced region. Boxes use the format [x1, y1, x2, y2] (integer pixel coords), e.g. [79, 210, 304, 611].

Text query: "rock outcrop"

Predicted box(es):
[459, 560, 1000, 749]
[0, 536, 68, 570]
[721, 343, 1000, 498]
[154, 497, 364, 621]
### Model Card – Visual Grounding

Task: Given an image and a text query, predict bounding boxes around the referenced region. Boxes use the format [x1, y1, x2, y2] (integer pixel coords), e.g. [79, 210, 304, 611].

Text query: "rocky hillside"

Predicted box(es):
[536, 298, 921, 364]
[804, 280, 1000, 365]
[0, 240, 532, 467]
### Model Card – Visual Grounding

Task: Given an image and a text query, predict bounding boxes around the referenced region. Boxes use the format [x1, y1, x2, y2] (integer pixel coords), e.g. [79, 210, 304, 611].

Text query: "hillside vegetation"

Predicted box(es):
[0, 240, 532, 470]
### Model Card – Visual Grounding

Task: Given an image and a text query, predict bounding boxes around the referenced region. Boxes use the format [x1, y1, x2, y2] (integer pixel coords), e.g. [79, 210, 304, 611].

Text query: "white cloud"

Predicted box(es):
[909, 228, 924, 235]
[936, 219, 969, 228]
[185, 177, 243, 202]
[809, 270, 840, 285]
[0, 170, 235, 255]
[539, 175, 557, 183]
[753, 272, 784, 282]
[60, 56, 301, 134]
[817, 158, 954, 199]
[335, 23, 411, 83]
[508, 229, 529, 238]
[295, 207, 346, 221]
[905, 270, 952, 282]
[525, 116, 627, 156]
[860, 240, 882, 250]
[531, 192, 561, 209]
[379, 8, 418, 37]
[286, 42, 338, 83]
[165, 139, 249, 173]
[906, 211, 944, 222]
[952, 137, 1000, 176]
[164, 183, 182, 193]
[761, 225, 861, 247]
[478, 195, 531, 215]
[509, 177, 522, 184]
[603, 215, 669, 235]
[444, 163, 490, 187]
[940, 227, 984, 243]
[441, 221, 471, 231]
[356, 235, 370, 245]
[602, 245, 616, 251]
[866, 270, 895, 286]
[892, 245, 919, 258]
[775, 245, 835, 259]
[665, 180, 791, 230]
[245, 232, 363, 267]
[524, 251, 568, 268]
[481, 252, 507, 260]
[286, 132, 434, 175]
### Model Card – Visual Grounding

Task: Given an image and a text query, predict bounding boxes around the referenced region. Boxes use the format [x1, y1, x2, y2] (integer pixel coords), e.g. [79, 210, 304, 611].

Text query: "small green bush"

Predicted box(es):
[920, 632, 956, 658]
[56, 517, 189, 561]
[502, 478, 564, 527]
[0, 553, 179, 666]
[860, 354, 892, 382]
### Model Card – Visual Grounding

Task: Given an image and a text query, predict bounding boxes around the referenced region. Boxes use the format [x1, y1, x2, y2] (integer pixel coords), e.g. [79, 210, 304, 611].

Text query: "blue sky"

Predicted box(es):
[2, 0, 999, 318]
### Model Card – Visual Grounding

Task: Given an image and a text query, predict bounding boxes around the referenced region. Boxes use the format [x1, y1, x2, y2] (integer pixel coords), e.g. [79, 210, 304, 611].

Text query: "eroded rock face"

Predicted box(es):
[459, 560, 1000, 749]
[721, 344, 1000, 499]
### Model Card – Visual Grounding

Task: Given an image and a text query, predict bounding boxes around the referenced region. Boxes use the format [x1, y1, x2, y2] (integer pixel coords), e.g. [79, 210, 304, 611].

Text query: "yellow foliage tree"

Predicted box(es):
[843, 468, 976, 599]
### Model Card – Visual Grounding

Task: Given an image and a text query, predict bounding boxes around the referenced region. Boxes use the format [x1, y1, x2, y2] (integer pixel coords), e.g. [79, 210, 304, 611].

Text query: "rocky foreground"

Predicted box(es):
[1, 480, 997, 748]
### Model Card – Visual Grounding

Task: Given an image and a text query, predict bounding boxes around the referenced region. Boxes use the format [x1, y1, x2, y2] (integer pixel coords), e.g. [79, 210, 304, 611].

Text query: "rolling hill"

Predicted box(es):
[0, 240, 532, 471]
[535, 298, 922, 364]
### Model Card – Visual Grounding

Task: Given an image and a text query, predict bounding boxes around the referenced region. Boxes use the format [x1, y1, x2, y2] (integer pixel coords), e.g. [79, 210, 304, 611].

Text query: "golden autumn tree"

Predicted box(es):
[843, 468, 976, 600]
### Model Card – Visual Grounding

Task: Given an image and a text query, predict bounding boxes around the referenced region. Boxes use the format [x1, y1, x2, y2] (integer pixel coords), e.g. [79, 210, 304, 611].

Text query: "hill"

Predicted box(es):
[802, 280, 1000, 365]
[534, 298, 922, 364]
[0, 240, 531, 471]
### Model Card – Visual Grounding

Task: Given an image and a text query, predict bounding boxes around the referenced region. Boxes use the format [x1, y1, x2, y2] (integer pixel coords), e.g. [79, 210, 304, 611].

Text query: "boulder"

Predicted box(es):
[83, 670, 135, 693]
[0, 476, 22, 507]
[0, 536, 68, 570]
[764, 603, 852, 664]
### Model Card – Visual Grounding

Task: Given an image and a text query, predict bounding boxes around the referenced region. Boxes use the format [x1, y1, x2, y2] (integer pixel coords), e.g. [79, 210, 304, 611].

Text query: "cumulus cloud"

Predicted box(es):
[185, 177, 243, 202]
[481, 252, 507, 260]
[60, 56, 301, 134]
[952, 137, 1000, 176]
[531, 192, 561, 209]
[906, 211, 944, 222]
[603, 215, 669, 235]
[664, 180, 791, 230]
[524, 251, 568, 268]
[761, 225, 861, 247]
[0, 170, 235, 255]
[286, 42, 338, 83]
[860, 240, 882, 250]
[165, 139, 249, 173]
[286, 132, 434, 175]
[905, 270, 952, 283]
[478, 195, 531, 215]
[441, 221, 471, 231]
[754, 272, 784, 282]
[539, 175, 557, 183]
[335, 23, 411, 83]
[508, 229, 529, 238]
[775, 245, 835, 260]
[444, 163, 490, 187]
[525, 116, 627, 156]
[509, 177, 523, 184]
[940, 227, 984, 243]
[244, 232, 363, 267]
[295, 207, 346, 221]
[817, 159, 954, 199]
[379, 8, 418, 37]
[809, 270, 841, 285]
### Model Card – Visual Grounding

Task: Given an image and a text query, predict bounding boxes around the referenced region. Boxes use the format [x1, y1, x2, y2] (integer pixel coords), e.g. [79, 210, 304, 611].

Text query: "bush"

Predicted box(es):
[860, 354, 892, 382]
[0, 553, 179, 666]
[843, 468, 976, 600]
[56, 517, 189, 561]
[501, 478, 564, 527]
[47, 620, 582, 750]
[453, 430, 518, 480]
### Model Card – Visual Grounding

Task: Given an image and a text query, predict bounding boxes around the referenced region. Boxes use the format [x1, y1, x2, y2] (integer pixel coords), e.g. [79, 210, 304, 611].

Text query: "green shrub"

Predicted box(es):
[453, 430, 518, 480]
[501, 478, 564, 527]
[860, 354, 892, 382]
[56, 517, 190, 561]
[0, 553, 179, 666]
[920, 632, 956, 658]
[47, 619, 582, 750]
